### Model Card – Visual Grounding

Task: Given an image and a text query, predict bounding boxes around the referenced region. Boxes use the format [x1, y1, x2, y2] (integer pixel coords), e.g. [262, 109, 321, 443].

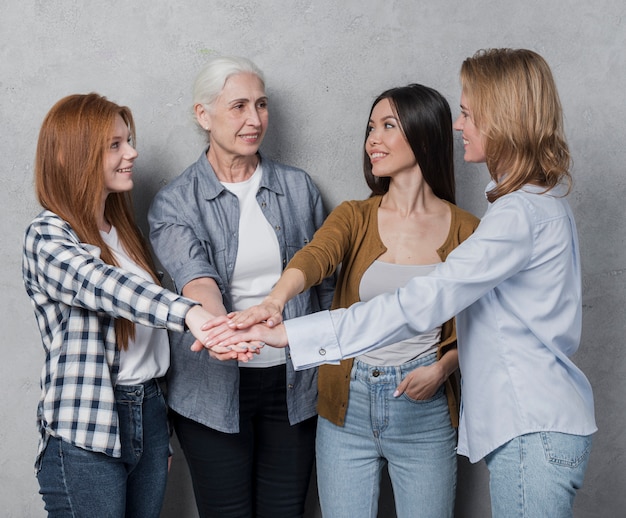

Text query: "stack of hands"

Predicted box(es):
[187, 299, 288, 362]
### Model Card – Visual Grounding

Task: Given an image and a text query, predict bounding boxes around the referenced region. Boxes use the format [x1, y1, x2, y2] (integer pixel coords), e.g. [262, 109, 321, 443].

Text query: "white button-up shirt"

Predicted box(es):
[285, 182, 597, 462]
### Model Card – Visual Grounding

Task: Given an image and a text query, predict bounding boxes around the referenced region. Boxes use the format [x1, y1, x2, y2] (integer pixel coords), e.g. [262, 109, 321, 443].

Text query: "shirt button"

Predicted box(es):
[319, 348, 326, 356]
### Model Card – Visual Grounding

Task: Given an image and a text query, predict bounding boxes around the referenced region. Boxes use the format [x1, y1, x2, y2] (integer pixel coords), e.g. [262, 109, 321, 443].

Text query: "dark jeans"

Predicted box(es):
[173, 364, 317, 518]
[37, 379, 170, 518]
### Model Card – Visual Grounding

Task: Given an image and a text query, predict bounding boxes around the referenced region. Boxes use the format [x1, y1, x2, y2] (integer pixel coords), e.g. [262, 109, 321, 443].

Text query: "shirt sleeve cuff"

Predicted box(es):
[284, 309, 344, 370]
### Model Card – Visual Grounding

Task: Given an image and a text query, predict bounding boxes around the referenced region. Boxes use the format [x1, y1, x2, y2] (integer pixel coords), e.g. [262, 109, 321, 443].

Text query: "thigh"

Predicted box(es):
[252, 367, 317, 518]
[485, 432, 593, 518]
[37, 436, 126, 518]
[173, 411, 254, 518]
[384, 384, 457, 518]
[316, 378, 384, 518]
[124, 389, 170, 518]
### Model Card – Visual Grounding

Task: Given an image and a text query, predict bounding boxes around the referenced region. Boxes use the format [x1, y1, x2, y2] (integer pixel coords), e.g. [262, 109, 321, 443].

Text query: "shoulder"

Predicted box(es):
[448, 202, 480, 231]
[333, 196, 380, 216]
[263, 157, 315, 186]
[25, 211, 77, 241]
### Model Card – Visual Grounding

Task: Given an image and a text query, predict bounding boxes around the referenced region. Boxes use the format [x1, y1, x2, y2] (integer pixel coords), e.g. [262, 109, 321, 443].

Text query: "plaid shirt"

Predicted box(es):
[22, 211, 196, 466]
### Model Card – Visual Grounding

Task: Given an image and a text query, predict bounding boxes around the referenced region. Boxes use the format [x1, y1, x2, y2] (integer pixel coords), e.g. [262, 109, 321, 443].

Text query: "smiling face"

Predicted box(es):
[197, 72, 268, 161]
[365, 98, 418, 179]
[453, 91, 486, 164]
[103, 114, 137, 198]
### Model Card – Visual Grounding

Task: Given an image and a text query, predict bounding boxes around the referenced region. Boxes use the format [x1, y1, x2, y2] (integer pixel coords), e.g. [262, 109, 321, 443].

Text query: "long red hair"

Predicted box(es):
[35, 93, 159, 349]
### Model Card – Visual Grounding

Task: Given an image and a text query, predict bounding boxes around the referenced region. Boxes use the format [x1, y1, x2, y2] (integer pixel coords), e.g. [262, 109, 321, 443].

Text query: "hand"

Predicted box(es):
[207, 322, 289, 351]
[206, 340, 263, 363]
[185, 306, 253, 357]
[393, 362, 446, 399]
[227, 297, 284, 329]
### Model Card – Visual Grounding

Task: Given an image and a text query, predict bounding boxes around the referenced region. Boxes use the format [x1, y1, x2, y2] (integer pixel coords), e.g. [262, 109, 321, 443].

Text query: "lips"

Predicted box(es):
[369, 151, 388, 162]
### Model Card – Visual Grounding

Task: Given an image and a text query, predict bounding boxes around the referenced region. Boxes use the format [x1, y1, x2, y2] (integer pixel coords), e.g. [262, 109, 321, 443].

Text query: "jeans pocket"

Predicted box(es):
[400, 383, 445, 404]
[540, 431, 592, 468]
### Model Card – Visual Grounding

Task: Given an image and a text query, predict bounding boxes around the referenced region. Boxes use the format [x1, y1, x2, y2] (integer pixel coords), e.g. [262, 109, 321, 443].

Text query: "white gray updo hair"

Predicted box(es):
[192, 56, 265, 110]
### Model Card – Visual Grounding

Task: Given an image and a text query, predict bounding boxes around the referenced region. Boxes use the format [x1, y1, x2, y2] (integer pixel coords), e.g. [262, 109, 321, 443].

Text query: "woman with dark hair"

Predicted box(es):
[221, 83, 479, 518]
[210, 49, 597, 518]
[22, 93, 217, 517]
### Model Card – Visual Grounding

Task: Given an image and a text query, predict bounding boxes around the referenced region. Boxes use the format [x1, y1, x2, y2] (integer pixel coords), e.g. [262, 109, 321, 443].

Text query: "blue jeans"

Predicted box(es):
[316, 354, 457, 518]
[37, 379, 170, 518]
[485, 431, 593, 518]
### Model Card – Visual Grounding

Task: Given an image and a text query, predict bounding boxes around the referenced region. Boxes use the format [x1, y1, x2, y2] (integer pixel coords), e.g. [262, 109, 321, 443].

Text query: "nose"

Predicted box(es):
[367, 128, 381, 145]
[247, 106, 262, 127]
[124, 142, 138, 160]
[453, 114, 463, 131]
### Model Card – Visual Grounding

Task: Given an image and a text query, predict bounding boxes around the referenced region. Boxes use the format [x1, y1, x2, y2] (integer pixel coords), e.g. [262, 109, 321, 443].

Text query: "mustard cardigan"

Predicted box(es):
[287, 195, 480, 427]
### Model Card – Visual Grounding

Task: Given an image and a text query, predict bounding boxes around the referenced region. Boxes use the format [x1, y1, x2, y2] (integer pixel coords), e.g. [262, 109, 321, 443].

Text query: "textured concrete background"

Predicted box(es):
[1, 1, 624, 516]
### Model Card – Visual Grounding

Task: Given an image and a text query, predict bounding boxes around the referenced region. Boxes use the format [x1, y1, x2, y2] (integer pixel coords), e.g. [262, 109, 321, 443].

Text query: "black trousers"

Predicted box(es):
[173, 364, 317, 518]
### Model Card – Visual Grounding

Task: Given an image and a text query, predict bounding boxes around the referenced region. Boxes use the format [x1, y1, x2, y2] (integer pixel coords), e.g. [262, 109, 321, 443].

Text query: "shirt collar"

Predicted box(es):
[198, 148, 284, 200]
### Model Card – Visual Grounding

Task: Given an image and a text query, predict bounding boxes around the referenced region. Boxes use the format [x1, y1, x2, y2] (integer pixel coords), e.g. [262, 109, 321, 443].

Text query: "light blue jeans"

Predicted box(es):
[316, 353, 457, 518]
[37, 379, 170, 518]
[485, 431, 593, 518]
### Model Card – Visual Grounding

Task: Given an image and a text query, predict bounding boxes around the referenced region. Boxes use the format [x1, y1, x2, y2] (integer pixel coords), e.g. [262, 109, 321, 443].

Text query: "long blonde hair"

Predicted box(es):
[460, 48, 571, 202]
[35, 93, 159, 349]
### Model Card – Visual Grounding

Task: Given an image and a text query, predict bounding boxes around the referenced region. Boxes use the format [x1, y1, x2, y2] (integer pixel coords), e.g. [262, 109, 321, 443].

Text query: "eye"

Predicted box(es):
[384, 122, 395, 129]
[257, 100, 268, 109]
[110, 141, 120, 149]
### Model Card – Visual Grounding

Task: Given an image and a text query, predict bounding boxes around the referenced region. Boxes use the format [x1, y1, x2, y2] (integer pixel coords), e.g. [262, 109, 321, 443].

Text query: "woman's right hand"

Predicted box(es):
[185, 305, 255, 360]
[228, 296, 285, 329]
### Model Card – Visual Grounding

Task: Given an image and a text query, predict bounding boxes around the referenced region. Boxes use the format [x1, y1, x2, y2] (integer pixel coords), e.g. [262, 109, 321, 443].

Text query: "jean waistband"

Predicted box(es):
[353, 352, 438, 384]
[114, 378, 162, 401]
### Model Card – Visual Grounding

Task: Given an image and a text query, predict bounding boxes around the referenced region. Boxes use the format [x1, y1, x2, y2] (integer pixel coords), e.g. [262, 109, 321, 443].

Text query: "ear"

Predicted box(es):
[194, 104, 211, 132]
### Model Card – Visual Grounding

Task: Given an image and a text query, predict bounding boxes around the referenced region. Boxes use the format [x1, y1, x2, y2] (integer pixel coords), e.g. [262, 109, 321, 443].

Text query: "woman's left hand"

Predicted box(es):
[393, 362, 446, 399]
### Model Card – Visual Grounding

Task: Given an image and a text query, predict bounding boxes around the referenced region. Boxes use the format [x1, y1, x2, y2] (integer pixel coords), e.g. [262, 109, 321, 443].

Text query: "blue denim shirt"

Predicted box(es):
[148, 150, 334, 432]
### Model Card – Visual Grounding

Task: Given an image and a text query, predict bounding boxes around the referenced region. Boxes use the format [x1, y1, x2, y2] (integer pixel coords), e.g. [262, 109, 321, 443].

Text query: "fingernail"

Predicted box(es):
[393, 390, 400, 398]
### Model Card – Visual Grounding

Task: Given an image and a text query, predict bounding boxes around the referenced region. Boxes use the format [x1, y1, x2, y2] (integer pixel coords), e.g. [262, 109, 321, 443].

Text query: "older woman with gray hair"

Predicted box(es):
[148, 56, 334, 517]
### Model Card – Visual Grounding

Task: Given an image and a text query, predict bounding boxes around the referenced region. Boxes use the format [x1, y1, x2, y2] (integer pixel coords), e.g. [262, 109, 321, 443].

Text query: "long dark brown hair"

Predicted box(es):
[363, 84, 456, 204]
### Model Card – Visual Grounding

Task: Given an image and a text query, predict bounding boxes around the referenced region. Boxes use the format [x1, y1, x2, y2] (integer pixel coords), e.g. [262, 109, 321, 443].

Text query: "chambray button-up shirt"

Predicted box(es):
[148, 151, 334, 432]
[23, 212, 197, 467]
[285, 181, 596, 462]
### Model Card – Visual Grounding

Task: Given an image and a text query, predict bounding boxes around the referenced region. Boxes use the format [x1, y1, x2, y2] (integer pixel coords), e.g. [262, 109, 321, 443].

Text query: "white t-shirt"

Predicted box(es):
[221, 165, 286, 367]
[100, 226, 170, 384]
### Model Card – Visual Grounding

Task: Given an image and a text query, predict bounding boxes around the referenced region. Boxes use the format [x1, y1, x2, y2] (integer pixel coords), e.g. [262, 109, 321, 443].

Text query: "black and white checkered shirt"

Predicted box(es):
[22, 211, 196, 466]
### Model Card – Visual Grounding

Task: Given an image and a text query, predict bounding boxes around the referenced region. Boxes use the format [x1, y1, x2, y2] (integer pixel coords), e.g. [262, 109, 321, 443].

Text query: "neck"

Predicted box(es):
[207, 147, 259, 183]
[98, 197, 111, 232]
[381, 177, 441, 216]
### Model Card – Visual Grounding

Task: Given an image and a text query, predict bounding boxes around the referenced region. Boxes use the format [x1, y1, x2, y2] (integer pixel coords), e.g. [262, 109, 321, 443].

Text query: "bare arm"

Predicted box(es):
[182, 277, 228, 318]
[227, 268, 306, 329]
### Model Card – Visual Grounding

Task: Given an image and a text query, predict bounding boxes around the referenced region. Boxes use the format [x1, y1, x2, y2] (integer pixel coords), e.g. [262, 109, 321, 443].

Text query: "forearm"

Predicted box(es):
[437, 347, 459, 381]
[265, 268, 306, 310]
[182, 277, 227, 318]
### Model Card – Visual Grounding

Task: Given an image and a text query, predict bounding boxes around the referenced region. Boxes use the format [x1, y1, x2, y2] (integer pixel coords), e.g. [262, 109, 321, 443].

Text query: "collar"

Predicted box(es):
[197, 148, 285, 200]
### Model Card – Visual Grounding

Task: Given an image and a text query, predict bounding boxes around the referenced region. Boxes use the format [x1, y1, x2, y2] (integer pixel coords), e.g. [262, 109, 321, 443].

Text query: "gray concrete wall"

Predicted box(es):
[1, 1, 623, 516]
